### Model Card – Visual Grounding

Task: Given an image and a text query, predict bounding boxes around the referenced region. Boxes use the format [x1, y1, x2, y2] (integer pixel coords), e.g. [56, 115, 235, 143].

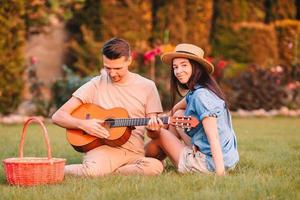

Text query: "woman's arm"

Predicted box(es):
[171, 98, 187, 113]
[202, 117, 225, 176]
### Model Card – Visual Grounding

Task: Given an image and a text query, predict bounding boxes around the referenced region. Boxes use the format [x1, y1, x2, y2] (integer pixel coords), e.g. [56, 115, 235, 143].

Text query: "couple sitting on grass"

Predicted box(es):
[52, 38, 239, 177]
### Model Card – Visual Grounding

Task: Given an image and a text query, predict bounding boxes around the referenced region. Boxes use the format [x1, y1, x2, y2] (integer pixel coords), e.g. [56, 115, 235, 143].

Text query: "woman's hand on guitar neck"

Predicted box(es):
[79, 119, 110, 138]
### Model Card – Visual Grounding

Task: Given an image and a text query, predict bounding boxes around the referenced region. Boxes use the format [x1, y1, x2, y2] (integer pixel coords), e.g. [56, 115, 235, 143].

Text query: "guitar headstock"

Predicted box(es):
[169, 116, 199, 130]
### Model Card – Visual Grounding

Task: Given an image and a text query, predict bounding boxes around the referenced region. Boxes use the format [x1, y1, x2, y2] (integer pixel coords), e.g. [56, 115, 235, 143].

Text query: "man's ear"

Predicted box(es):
[127, 56, 132, 65]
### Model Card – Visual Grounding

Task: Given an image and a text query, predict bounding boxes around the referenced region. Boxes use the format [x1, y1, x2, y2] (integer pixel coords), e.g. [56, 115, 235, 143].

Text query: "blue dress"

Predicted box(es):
[184, 85, 239, 171]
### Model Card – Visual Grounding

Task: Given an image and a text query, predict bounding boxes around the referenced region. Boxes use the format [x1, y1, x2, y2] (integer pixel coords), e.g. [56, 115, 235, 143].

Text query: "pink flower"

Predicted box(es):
[143, 47, 162, 64]
[30, 56, 37, 65]
[270, 65, 283, 74]
[286, 82, 299, 90]
[153, 47, 162, 55]
[131, 51, 138, 60]
[144, 50, 155, 62]
[275, 66, 283, 73]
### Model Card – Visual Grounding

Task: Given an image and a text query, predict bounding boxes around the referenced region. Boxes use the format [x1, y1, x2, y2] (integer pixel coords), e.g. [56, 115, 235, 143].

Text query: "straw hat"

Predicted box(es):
[161, 43, 214, 74]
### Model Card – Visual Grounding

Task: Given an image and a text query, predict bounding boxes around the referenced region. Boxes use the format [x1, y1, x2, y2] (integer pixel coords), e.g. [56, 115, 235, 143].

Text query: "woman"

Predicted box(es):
[146, 43, 239, 176]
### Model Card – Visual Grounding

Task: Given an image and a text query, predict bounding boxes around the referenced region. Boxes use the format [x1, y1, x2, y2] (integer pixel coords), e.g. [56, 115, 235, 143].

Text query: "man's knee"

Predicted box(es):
[143, 157, 164, 176]
[64, 163, 109, 177]
[81, 160, 112, 177]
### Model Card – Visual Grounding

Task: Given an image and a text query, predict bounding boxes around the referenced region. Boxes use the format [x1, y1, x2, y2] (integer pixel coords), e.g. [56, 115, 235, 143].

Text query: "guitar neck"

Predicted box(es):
[108, 116, 169, 128]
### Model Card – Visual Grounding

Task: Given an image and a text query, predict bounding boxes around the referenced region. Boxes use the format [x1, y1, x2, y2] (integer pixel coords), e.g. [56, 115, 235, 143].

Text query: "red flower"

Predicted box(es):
[217, 60, 227, 69]
[205, 56, 213, 62]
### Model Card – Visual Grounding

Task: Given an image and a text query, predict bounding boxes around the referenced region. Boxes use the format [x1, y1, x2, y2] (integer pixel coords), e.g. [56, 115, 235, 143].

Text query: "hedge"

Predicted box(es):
[275, 19, 300, 67]
[211, 0, 266, 58]
[231, 22, 279, 67]
[153, 0, 212, 53]
[0, 0, 25, 114]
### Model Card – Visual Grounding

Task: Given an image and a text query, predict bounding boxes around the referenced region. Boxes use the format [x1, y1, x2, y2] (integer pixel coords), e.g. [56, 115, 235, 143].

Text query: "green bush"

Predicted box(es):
[68, 25, 102, 76]
[66, 0, 153, 77]
[0, 0, 25, 114]
[67, 0, 101, 41]
[185, 0, 213, 53]
[52, 66, 92, 109]
[101, 0, 152, 50]
[222, 64, 300, 110]
[270, 0, 297, 21]
[24, 0, 49, 34]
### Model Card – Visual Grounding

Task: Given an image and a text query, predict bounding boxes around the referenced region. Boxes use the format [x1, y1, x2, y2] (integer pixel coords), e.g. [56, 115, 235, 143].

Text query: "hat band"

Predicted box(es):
[176, 50, 197, 56]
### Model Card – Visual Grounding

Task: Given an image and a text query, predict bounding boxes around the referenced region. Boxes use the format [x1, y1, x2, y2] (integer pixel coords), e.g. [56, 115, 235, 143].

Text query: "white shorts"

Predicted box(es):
[177, 147, 211, 174]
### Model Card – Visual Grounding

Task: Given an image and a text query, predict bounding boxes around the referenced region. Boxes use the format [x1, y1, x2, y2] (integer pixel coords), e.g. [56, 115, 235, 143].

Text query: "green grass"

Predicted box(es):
[0, 117, 300, 200]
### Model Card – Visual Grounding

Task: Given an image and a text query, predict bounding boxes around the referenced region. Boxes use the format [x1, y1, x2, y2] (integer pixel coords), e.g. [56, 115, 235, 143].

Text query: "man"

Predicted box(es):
[52, 38, 163, 176]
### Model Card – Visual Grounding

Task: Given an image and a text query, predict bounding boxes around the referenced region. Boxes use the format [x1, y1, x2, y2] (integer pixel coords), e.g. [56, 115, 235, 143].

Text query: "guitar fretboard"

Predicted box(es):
[106, 116, 169, 127]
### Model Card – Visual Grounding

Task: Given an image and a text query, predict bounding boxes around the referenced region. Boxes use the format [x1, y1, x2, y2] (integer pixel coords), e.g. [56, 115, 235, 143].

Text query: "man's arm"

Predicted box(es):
[52, 97, 83, 129]
[52, 97, 109, 138]
[145, 113, 162, 139]
[144, 82, 164, 139]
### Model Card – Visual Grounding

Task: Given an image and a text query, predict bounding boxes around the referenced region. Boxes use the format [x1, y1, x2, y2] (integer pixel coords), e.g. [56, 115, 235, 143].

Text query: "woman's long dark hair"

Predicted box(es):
[170, 59, 227, 108]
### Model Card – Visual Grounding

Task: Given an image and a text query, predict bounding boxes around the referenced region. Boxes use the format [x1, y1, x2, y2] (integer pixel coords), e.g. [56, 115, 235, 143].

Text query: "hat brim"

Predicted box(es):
[161, 52, 214, 74]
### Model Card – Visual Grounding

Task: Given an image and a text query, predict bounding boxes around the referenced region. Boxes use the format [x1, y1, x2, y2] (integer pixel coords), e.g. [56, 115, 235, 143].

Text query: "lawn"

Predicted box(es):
[0, 117, 299, 200]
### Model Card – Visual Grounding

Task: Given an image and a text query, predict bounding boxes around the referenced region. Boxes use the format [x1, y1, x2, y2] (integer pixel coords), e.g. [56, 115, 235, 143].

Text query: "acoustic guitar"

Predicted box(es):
[66, 104, 199, 152]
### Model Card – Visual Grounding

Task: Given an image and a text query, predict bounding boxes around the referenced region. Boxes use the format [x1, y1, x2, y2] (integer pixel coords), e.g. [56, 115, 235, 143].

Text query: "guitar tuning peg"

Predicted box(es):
[186, 128, 191, 131]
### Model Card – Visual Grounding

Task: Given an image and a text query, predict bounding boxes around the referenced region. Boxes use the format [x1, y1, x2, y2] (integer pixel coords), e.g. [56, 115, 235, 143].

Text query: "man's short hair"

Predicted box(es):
[102, 38, 131, 59]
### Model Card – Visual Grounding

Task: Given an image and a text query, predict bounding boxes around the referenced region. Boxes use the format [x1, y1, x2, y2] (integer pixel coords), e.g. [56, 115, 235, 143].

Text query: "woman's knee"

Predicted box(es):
[145, 140, 160, 157]
[145, 140, 166, 160]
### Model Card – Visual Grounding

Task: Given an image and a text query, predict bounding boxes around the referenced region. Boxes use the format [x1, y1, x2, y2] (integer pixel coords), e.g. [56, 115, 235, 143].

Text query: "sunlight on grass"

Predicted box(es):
[0, 117, 299, 200]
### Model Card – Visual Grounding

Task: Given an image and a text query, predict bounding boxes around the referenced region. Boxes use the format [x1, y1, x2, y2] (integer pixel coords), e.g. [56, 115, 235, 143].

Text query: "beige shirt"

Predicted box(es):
[72, 70, 163, 154]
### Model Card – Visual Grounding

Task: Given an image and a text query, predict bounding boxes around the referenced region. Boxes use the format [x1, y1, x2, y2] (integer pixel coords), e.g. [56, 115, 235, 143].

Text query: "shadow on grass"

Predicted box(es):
[163, 158, 177, 172]
[0, 177, 7, 185]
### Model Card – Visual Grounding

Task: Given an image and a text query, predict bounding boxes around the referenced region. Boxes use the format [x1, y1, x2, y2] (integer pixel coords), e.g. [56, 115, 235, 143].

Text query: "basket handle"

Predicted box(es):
[19, 116, 52, 160]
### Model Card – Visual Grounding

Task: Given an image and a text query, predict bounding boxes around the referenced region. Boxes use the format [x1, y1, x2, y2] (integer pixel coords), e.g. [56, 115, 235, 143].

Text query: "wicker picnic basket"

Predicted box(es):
[3, 117, 66, 186]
